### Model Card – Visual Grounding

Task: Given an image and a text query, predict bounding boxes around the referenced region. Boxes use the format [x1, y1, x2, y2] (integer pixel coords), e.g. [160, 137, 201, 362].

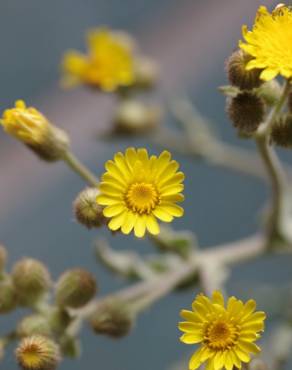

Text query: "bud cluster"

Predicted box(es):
[0, 246, 100, 370]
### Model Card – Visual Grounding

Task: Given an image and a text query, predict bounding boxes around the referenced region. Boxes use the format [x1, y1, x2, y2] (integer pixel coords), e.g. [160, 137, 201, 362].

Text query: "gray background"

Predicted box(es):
[1, 1, 292, 369]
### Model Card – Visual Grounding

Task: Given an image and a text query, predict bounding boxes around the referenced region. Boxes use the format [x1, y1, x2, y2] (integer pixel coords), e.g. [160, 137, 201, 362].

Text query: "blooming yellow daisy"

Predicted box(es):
[1, 100, 49, 145]
[179, 291, 266, 370]
[239, 4, 292, 81]
[97, 148, 184, 238]
[61, 28, 134, 91]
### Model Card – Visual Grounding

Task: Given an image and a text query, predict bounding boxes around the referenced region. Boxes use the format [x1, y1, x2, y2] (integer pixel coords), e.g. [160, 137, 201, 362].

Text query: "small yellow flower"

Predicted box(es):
[1, 100, 49, 145]
[97, 148, 184, 238]
[239, 4, 292, 81]
[179, 291, 266, 370]
[61, 28, 135, 91]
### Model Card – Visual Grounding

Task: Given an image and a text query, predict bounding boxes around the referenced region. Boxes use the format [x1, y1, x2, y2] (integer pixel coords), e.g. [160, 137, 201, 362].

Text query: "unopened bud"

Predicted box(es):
[0, 245, 7, 273]
[90, 299, 135, 338]
[257, 80, 282, 106]
[0, 276, 18, 313]
[59, 336, 80, 358]
[73, 187, 106, 229]
[134, 57, 159, 89]
[114, 100, 161, 134]
[12, 258, 51, 306]
[271, 115, 292, 148]
[16, 335, 60, 370]
[17, 314, 52, 338]
[49, 308, 72, 336]
[55, 269, 96, 308]
[227, 92, 265, 133]
[0, 100, 70, 162]
[226, 49, 263, 90]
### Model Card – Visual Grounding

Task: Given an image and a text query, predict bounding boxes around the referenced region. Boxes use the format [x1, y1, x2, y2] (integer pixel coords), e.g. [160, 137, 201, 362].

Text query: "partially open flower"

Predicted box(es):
[16, 335, 60, 370]
[0, 100, 69, 162]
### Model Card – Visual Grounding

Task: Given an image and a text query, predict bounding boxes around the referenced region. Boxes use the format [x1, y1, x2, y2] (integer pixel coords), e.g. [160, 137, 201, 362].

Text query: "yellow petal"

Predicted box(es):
[121, 212, 136, 234]
[188, 347, 206, 369]
[178, 322, 203, 333]
[134, 216, 146, 238]
[103, 203, 125, 217]
[145, 215, 160, 235]
[180, 333, 203, 344]
[159, 202, 184, 217]
[260, 68, 279, 81]
[152, 207, 173, 222]
[108, 211, 127, 231]
[212, 291, 224, 307]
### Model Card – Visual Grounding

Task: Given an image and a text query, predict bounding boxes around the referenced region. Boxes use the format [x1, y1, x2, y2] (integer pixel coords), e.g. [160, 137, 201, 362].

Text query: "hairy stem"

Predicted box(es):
[255, 80, 291, 243]
[62, 150, 99, 187]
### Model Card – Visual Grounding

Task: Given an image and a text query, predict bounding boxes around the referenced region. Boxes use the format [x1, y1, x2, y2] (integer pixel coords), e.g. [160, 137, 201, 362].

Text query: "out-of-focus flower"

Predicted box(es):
[61, 28, 135, 92]
[0, 100, 69, 162]
[179, 291, 266, 370]
[97, 148, 184, 238]
[239, 4, 292, 81]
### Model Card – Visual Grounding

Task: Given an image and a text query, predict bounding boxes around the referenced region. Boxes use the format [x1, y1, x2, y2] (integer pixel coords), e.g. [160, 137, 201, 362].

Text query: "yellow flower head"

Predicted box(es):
[239, 4, 292, 81]
[61, 28, 135, 91]
[97, 148, 184, 238]
[179, 291, 266, 370]
[1, 100, 49, 145]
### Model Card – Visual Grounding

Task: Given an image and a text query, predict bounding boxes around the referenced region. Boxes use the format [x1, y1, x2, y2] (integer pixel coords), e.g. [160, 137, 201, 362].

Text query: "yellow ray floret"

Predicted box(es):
[239, 4, 292, 81]
[97, 148, 184, 238]
[61, 28, 135, 91]
[179, 291, 266, 370]
[0, 100, 49, 145]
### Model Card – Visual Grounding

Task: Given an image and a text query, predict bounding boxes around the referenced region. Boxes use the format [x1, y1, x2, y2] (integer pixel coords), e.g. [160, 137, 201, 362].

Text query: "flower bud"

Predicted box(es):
[227, 92, 265, 134]
[226, 49, 263, 90]
[89, 299, 135, 338]
[0, 276, 18, 313]
[12, 258, 51, 306]
[0, 100, 70, 162]
[17, 314, 52, 338]
[0, 245, 7, 273]
[257, 80, 282, 106]
[49, 308, 72, 336]
[16, 335, 60, 370]
[114, 100, 161, 134]
[73, 188, 106, 229]
[134, 57, 159, 89]
[55, 269, 96, 308]
[271, 115, 292, 148]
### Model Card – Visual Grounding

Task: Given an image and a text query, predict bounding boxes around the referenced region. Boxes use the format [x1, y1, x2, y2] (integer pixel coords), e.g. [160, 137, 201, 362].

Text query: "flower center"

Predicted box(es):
[204, 320, 238, 350]
[125, 182, 160, 214]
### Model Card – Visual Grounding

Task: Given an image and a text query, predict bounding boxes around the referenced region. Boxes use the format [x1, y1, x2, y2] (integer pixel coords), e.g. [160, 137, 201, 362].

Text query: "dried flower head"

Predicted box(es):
[97, 148, 184, 238]
[239, 4, 292, 80]
[179, 291, 266, 370]
[62, 28, 135, 91]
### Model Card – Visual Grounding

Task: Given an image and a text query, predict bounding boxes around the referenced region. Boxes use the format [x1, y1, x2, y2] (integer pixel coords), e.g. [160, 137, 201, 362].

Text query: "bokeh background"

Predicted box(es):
[1, 1, 292, 369]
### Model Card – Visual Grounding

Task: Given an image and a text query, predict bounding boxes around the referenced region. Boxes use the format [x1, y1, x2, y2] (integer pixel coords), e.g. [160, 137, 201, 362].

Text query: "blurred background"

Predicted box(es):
[2, 0, 292, 369]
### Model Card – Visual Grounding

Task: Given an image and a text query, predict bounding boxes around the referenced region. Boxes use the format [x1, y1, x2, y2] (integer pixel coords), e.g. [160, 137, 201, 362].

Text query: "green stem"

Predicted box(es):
[62, 150, 99, 187]
[255, 80, 291, 243]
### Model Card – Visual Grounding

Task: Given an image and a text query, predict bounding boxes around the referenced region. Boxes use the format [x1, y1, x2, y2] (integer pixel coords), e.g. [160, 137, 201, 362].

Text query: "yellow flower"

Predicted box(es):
[61, 28, 135, 91]
[1, 100, 49, 145]
[179, 291, 266, 370]
[0, 100, 69, 162]
[239, 4, 292, 81]
[97, 148, 184, 238]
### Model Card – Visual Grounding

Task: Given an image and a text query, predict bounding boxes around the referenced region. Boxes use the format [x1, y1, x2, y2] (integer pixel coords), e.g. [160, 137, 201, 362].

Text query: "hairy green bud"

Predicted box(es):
[55, 269, 97, 308]
[74, 188, 105, 229]
[17, 314, 52, 338]
[90, 299, 135, 338]
[12, 258, 51, 306]
[0, 276, 18, 313]
[0, 245, 7, 273]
